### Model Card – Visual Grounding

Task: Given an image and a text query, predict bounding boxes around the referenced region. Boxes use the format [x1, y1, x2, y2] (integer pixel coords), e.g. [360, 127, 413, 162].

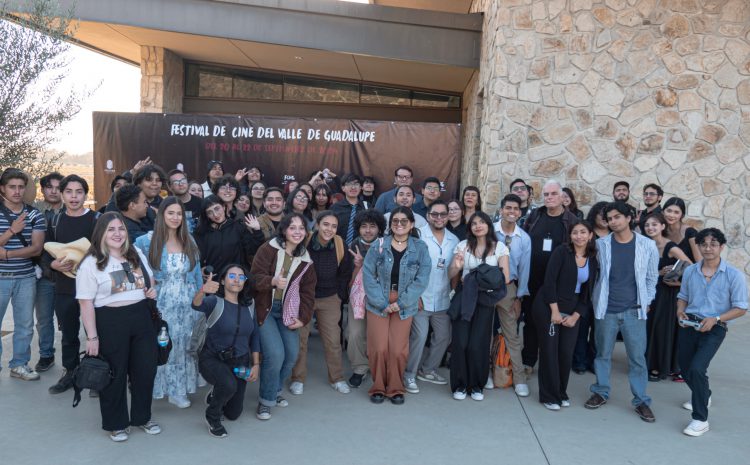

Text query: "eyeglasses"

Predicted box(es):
[424, 186, 440, 192]
[643, 192, 659, 197]
[170, 179, 188, 185]
[511, 185, 528, 192]
[392, 218, 411, 226]
[344, 182, 361, 188]
[227, 273, 247, 282]
[428, 212, 448, 218]
[218, 186, 237, 192]
[121, 262, 135, 284]
[699, 241, 721, 249]
[396, 175, 412, 181]
[294, 195, 309, 202]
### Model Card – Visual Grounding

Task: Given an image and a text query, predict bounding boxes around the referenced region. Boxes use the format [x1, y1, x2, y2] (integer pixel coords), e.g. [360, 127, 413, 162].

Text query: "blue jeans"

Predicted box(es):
[591, 309, 651, 407]
[258, 301, 300, 407]
[35, 277, 56, 358]
[0, 276, 37, 368]
[678, 324, 726, 422]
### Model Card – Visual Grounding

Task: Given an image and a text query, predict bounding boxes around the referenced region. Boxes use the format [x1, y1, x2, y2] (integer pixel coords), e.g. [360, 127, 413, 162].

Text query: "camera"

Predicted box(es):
[218, 347, 235, 361]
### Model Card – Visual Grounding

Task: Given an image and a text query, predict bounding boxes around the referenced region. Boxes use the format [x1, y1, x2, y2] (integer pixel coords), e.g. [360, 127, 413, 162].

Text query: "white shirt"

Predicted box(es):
[454, 239, 510, 278]
[76, 249, 153, 308]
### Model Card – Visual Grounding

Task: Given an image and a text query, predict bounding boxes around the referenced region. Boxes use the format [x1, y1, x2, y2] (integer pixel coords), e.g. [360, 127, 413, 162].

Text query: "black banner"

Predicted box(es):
[92, 112, 462, 207]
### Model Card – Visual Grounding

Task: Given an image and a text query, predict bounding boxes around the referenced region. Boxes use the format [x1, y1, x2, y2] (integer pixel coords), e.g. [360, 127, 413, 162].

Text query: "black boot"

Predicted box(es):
[48, 370, 74, 395]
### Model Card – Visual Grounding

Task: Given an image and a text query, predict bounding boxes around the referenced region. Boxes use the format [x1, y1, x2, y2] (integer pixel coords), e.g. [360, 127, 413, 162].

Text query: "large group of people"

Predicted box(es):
[0, 161, 746, 441]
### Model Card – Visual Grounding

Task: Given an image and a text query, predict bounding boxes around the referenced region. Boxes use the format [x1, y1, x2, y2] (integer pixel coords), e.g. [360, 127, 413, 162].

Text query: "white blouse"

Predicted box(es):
[454, 239, 510, 278]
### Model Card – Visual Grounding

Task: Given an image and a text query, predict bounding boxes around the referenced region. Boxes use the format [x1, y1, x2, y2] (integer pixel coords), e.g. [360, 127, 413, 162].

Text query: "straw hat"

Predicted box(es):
[44, 237, 91, 279]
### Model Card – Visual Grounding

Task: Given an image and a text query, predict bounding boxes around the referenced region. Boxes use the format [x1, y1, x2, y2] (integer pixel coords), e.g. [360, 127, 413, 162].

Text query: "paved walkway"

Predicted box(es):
[1, 318, 748, 465]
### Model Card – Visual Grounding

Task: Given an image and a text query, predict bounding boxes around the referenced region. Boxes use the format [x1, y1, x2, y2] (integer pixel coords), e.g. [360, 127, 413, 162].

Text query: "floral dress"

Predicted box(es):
[152, 253, 199, 399]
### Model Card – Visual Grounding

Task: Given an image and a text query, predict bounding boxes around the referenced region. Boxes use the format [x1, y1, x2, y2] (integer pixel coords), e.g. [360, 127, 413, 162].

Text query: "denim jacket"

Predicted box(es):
[362, 235, 431, 320]
[134, 231, 203, 295]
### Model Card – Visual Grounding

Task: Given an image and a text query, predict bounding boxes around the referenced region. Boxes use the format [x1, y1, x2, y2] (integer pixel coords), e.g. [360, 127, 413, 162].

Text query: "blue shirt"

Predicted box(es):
[493, 221, 531, 298]
[374, 188, 424, 215]
[418, 225, 459, 311]
[678, 259, 748, 322]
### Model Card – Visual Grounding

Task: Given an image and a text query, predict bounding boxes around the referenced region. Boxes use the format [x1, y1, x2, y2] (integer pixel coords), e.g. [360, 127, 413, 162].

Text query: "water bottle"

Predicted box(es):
[157, 326, 169, 347]
[233, 366, 251, 380]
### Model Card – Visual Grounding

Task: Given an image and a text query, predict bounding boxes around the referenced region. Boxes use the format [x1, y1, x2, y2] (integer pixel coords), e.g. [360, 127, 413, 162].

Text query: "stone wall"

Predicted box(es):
[141, 46, 184, 113]
[463, 0, 750, 274]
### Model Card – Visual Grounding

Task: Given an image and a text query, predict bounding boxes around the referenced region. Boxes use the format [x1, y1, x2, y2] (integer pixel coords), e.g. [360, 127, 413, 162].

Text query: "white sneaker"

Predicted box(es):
[484, 375, 495, 390]
[289, 381, 304, 395]
[138, 420, 161, 435]
[561, 399, 571, 408]
[110, 429, 130, 442]
[404, 377, 419, 394]
[331, 380, 351, 394]
[168, 395, 191, 409]
[683, 396, 712, 411]
[514, 384, 530, 397]
[470, 390, 484, 401]
[544, 402, 561, 411]
[683, 419, 710, 437]
[453, 389, 467, 400]
[9, 365, 40, 381]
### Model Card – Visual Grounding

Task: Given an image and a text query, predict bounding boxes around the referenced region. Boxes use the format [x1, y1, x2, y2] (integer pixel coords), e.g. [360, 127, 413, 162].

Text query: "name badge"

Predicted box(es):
[542, 238, 553, 252]
[436, 258, 446, 270]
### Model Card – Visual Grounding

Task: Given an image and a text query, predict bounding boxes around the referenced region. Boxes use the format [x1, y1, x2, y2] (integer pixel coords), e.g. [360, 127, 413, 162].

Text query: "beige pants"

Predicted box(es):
[346, 304, 369, 375]
[495, 282, 527, 385]
[291, 294, 344, 384]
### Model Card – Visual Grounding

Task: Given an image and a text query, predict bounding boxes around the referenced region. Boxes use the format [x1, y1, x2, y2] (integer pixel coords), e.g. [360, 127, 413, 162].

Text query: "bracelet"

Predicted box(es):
[87, 336, 98, 341]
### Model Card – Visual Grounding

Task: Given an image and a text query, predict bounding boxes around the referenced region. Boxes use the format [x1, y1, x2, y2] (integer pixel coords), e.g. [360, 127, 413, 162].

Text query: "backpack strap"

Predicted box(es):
[206, 297, 224, 328]
[334, 235, 344, 265]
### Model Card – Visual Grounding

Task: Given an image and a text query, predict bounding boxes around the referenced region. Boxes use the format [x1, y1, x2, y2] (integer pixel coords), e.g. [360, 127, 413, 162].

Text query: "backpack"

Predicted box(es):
[187, 297, 255, 357]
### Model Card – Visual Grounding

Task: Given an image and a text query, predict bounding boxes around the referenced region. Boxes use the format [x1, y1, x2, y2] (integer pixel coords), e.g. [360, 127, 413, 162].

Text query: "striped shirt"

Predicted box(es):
[0, 204, 46, 278]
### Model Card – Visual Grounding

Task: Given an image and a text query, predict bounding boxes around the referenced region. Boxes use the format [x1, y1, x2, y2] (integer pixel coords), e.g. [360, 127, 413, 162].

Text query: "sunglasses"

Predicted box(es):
[392, 218, 411, 226]
[227, 273, 247, 282]
[428, 212, 448, 218]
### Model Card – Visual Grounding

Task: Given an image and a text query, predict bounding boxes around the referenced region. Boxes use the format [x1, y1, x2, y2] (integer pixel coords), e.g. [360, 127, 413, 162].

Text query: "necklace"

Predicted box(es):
[394, 238, 407, 245]
[701, 266, 717, 280]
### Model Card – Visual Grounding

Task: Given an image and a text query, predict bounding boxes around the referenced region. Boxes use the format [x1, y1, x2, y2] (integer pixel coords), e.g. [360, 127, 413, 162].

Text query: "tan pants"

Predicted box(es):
[346, 304, 369, 375]
[495, 282, 528, 385]
[367, 311, 412, 397]
[291, 294, 344, 384]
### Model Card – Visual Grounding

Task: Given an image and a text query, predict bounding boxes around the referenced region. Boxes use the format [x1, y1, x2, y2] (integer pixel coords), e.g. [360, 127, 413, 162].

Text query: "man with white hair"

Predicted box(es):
[520, 180, 579, 373]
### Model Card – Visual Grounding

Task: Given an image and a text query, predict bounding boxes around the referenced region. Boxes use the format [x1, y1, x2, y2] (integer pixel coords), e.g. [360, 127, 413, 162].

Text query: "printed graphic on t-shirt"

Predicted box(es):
[109, 270, 145, 294]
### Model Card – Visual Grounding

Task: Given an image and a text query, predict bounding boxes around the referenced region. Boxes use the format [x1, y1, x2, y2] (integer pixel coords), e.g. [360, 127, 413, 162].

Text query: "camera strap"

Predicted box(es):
[229, 302, 242, 351]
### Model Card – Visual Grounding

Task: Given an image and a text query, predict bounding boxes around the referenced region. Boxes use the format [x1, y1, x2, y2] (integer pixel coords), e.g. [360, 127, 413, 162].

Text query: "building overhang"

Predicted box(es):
[26, 0, 482, 93]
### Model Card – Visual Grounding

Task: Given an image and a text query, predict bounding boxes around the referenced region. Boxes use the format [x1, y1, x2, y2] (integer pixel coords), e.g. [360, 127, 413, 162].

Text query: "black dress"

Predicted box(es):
[646, 242, 680, 378]
[677, 227, 698, 262]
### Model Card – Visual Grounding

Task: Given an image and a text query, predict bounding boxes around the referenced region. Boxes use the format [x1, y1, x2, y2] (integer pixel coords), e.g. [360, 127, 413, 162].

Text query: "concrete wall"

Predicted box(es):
[463, 0, 750, 273]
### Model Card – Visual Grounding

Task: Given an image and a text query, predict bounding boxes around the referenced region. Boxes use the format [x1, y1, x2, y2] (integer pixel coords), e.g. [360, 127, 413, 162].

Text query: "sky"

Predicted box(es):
[50, 45, 140, 154]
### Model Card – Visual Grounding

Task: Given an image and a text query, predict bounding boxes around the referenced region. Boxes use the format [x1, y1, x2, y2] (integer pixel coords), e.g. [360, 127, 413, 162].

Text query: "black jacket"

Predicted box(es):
[538, 245, 599, 318]
[523, 207, 579, 245]
[195, 219, 264, 273]
[330, 199, 366, 241]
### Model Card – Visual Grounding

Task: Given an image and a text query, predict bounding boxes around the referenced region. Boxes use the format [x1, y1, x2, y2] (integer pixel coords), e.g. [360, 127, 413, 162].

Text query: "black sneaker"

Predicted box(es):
[348, 373, 365, 388]
[205, 418, 228, 438]
[48, 370, 74, 395]
[35, 356, 55, 372]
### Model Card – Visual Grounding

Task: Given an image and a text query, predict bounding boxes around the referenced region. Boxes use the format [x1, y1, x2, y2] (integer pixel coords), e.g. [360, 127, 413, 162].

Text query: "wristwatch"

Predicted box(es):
[715, 315, 722, 323]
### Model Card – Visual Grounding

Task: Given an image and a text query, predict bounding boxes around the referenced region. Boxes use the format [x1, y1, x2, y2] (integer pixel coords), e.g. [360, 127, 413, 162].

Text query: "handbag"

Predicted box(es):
[663, 260, 687, 284]
[72, 352, 113, 407]
[135, 254, 172, 366]
[491, 333, 513, 389]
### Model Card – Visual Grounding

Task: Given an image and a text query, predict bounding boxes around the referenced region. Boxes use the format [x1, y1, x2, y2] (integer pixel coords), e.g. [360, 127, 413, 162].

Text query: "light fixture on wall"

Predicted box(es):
[294, 56, 303, 60]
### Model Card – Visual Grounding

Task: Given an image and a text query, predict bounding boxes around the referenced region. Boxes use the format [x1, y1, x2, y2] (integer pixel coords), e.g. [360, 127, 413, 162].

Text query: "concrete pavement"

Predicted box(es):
[1, 318, 749, 465]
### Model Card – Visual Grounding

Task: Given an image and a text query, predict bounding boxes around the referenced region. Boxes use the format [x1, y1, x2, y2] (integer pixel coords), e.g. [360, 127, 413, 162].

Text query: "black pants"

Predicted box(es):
[55, 293, 80, 370]
[450, 304, 494, 393]
[533, 297, 580, 404]
[572, 311, 596, 372]
[677, 324, 726, 422]
[96, 302, 157, 431]
[198, 349, 250, 424]
[521, 295, 539, 367]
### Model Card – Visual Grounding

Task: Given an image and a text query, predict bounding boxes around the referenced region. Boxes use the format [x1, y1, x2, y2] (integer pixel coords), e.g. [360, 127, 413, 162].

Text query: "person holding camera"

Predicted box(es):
[676, 228, 747, 437]
[192, 264, 260, 438]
